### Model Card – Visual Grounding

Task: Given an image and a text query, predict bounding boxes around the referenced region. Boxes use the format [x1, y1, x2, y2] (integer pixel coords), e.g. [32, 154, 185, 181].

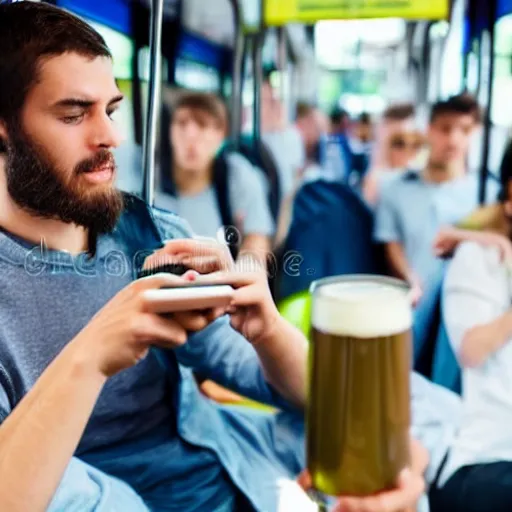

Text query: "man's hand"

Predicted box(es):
[298, 438, 428, 512]
[406, 273, 423, 308]
[297, 469, 424, 512]
[145, 238, 234, 275]
[71, 273, 207, 377]
[72, 238, 238, 378]
[195, 256, 279, 344]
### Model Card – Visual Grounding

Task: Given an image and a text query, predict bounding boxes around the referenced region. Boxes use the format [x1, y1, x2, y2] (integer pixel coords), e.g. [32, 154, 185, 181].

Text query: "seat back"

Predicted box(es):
[412, 265, 461, 394]
[277, 291, 312, 339]
[276, 179, 386, 302]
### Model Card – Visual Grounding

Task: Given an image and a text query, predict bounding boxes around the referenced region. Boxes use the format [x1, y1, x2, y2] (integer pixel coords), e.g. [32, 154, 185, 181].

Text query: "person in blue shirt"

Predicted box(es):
[374, 94, 499, 305]
[329, 107, 353, 181]
[0, 3, 458, 512]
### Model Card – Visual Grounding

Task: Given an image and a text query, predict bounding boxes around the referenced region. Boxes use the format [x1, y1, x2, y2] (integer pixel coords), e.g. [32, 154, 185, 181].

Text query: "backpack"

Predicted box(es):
[276, 179, 386, 301]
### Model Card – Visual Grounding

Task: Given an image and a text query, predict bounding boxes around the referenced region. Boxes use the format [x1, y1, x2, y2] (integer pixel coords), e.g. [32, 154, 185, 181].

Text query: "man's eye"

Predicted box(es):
[107, 109, 119, 121]
[62, 114, 84, 125]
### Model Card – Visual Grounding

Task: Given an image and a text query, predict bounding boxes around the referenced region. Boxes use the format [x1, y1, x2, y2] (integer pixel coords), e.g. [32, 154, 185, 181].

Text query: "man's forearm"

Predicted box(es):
[0, 342, 106, 512]
[254, 316, 307, 408]
[385, 242, 412, 281]
[239, 234, 271, 266]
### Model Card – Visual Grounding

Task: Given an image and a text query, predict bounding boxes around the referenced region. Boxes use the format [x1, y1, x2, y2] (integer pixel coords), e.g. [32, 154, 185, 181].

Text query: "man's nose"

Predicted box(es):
[183, 122, 200, 140]
[89, 112, 122, 149]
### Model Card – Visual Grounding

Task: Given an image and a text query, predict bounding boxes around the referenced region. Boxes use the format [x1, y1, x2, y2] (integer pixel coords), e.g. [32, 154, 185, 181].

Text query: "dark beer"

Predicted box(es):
[307, 277, 412, 497]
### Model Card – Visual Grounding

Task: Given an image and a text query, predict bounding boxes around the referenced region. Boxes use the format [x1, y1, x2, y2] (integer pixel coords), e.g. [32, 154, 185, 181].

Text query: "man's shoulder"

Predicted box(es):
[226, 152, 268, 194]
[379, 170, 420, 199]
[150, 206, 194, 241]
[121, 192, 193, 241]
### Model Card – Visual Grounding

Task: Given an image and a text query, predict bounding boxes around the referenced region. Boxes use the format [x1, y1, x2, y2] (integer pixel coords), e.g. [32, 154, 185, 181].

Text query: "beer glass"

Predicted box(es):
[306, 275, 412, 498]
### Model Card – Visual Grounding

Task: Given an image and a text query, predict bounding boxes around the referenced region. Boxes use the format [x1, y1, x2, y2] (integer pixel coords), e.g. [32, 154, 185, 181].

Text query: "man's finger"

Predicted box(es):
[297, 470, 312, 491]
[181, 255, 230, 274]
[173, 311, 210, 332]
[164, 239, 233, 263]
[377, 469, 424, 512]
[141, 314, 188, 346]
[134, 272, 186, 292]
[206, 307, 227, 322]
[195, 271, 261, 289]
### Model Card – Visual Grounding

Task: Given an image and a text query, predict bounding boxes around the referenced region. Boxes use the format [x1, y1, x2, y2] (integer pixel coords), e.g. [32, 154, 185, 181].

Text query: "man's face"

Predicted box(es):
[0, 52, 124, 234]
[428, 113, 476, 166]
[170, 108, 224, 175]
[298, 110, 325, 151]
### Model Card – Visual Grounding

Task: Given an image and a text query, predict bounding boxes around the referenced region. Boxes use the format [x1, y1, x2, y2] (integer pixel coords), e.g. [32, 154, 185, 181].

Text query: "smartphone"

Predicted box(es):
[141, 283, 234, 313]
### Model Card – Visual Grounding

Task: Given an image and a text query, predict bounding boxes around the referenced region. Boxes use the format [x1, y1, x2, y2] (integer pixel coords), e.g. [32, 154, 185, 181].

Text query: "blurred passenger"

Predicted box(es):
[349, 112, 373, 186]
[295, 103, 324, 164]
[330, 108, 354, 178]
[370, 103, 416, 168]
[260, 81, 305, 200]
[374, 94, 499, 304]
[364, 103, 425, 205]
[155, 92, 273, 258]
[274, 103, 342, 246]
[429, 155, 512, 512]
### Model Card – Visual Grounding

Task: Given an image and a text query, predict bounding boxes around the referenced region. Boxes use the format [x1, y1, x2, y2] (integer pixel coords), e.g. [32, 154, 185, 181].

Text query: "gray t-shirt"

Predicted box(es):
[262, 127, 305, 199]
[154, 153, 275, 241]
[0, 214, 237, 510]
[374, 171, 500, 283]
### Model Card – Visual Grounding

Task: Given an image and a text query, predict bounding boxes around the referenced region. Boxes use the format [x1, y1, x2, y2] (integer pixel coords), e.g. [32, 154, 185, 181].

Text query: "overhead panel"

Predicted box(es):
[265, 0, 449, 25]
[182, 0, 235, 47]
[56, 0, 132, 34]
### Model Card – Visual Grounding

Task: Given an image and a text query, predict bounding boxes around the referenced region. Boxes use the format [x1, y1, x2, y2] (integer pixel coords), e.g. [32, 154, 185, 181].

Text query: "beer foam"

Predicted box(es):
[312, 280, 412, 338]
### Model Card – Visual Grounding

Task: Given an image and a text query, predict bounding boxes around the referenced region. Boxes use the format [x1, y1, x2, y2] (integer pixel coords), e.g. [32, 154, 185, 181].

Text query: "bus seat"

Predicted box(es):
[412, 265, 461, 394]
[431, 318, 461, 394]
[276, 179, 386, 302]
[277, 291, 312, 339]
[412, 268, 444, 373]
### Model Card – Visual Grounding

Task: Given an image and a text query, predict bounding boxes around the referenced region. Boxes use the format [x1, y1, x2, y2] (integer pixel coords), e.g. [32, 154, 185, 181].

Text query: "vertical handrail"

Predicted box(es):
[252, 32, 263, 145]
[230, 0, 244, 148]
[478, 0, 496, 205]
[141, 0, 164, 206]
[277, 26, 288, 119]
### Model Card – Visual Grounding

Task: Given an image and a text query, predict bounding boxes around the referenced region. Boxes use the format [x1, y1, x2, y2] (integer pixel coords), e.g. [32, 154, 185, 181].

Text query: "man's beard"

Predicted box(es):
[4, 125, 124, 237]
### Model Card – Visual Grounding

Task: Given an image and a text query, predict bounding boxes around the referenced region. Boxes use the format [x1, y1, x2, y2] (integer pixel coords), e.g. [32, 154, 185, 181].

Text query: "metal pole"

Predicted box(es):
[252, 32, 263, 144]
[141, 0, 164, 206]
[277, 27, 287, 100]
[479, 0, 496, 205]
[230, 0, 244, 148]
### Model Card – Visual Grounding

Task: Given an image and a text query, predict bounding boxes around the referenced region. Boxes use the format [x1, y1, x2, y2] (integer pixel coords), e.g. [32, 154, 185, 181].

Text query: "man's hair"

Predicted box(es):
[0, 2, 111, 152]
[296, 102, 316, 121]
[358, 112, 372, 125]
[330, 107, 349, 125]
[172, 91, 227, 132]
[430, 93, 482, 124]
[383, 103, 415, 121]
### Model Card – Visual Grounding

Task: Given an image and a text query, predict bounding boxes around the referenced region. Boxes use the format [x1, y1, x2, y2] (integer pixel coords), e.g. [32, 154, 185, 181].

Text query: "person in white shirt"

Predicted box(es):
[363, 103, 425, 206]
[429, 161, 512, 511]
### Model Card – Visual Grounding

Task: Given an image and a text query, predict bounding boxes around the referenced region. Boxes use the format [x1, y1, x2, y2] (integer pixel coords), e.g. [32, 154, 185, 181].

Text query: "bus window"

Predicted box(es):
[174, 58, 221, 92]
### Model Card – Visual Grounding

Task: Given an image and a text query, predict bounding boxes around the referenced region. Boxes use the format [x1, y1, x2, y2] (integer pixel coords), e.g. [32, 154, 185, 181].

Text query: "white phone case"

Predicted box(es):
[142, 285, 234, 313]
